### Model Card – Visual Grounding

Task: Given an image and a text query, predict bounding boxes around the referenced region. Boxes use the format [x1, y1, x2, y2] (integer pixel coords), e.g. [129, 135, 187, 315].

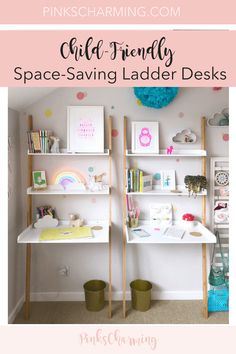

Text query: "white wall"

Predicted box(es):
[8, 108, 25, 320]
[14, 88, 228, 304]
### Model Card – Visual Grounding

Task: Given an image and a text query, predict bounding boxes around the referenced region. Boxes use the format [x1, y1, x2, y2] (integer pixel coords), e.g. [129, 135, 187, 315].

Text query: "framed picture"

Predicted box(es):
[161, 170, 176, 190]
[150, 203, 173, 227]
[142, 175, 153, 192]
[67, 106, 104, 153]
[131, 121, 159, 154]
[32, 171, 47, 190]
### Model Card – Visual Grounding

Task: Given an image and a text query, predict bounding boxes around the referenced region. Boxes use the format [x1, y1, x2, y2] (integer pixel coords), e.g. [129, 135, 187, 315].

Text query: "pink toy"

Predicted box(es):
[166, 145, 174, 155]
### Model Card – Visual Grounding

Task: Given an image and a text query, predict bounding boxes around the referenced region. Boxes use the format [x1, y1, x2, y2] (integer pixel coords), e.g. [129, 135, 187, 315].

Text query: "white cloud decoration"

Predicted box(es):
[34, 215, 58, 228]
[172, 129, 197, 144]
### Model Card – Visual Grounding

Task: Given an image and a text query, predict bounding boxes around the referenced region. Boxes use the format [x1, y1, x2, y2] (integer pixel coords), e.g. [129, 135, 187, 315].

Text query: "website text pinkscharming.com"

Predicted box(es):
[43, 6, 181, 18]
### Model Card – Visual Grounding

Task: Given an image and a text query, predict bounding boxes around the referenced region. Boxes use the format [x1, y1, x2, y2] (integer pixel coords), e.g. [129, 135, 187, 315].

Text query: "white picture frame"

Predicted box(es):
[131, 121, 159, 154]
[161, 170, 176, 190]
[32, 171, 47, 190]
[67, 106, 104, 153]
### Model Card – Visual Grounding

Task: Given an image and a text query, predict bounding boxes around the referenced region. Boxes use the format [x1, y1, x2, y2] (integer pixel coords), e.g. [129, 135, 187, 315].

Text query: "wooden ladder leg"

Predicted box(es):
[202, 243, 208, 319]
[24, 244, 31, 320]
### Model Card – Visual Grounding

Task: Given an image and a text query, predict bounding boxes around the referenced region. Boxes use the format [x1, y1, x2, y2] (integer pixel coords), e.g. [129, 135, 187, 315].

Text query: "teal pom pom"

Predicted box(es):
[134, 87, 179, 109]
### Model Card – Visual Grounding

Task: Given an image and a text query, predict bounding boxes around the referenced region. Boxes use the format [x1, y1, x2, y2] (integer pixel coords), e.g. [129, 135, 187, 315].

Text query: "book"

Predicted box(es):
[31, 131, 41, 153]
[27, 130, 52, 153]
[140, 170, 143, 192]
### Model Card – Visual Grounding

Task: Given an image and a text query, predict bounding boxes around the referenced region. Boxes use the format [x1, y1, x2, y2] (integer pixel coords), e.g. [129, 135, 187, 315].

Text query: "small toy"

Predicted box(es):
[95, 173, 106, 183]
[166, 145, 174, 155]
[50, 136, 60, 153]
[68, 213, 84, 227]
[88, 173, 107, 191]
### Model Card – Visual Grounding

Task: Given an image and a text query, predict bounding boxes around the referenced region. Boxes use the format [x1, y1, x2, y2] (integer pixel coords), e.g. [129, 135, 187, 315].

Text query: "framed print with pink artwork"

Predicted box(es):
[67, 106, 104, 152]
[131, 121, 159, 153]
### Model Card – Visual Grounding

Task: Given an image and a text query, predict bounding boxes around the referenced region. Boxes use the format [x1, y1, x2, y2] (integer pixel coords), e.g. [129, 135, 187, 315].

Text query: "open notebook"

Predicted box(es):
[39, 226, 93, 241]
[164, 227, 185, 239]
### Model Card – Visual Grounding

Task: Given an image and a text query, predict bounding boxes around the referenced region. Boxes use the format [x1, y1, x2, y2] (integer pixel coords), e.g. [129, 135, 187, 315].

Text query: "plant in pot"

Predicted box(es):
[184, 175, 207, 198]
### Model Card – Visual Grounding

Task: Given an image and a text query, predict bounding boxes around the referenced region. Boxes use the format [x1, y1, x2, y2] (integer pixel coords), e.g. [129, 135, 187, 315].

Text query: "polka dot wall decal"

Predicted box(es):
[178, 112, 184, 118]
[76, 91, 87, 100]
[44, 109, 53, 118]
[137, 99, 143, 106]
[153, 173, 161, 181]
[213, 87, 222, 91]
[176, 158, 180, 162]
[91, 197, 96, 204]
[112, 129, 119, 138]
[223, 133, 229, 141]
[88, 166, 94, 173]
[111, 106, 115, 110]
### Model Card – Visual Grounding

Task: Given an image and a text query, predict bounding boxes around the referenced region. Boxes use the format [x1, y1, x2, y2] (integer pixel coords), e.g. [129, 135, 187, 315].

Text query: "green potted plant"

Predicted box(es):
[184, 175, 207, 198]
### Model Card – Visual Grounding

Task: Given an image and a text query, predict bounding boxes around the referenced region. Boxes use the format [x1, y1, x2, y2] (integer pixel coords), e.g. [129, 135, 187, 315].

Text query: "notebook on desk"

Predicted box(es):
[39, 226, 93, 241]
[164, 227, 185, 239]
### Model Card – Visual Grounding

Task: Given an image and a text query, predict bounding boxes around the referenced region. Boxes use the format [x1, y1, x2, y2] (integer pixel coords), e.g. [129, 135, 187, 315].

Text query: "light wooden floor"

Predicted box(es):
[13, 301, 228, 324]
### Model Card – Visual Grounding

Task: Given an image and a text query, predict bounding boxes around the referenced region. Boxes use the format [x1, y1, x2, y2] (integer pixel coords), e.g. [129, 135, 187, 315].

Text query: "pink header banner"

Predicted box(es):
[0, 0, 236, 24]
[0, 30, 235, 87]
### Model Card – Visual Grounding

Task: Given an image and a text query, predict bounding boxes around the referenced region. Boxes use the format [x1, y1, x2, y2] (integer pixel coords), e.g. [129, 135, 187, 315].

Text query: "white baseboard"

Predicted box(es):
[8, 295, 24, 324]
[31, 290, 203, 302]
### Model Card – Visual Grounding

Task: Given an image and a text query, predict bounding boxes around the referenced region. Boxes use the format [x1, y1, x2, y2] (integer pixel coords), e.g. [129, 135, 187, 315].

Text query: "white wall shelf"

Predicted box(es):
[126, 185, 207, 196]
[18, 220, 109, 244]
[126, 221, 216, 244]
[27, 186, 110, 195]
[28, 149, 110, 156]
[126, 149, 207, 157]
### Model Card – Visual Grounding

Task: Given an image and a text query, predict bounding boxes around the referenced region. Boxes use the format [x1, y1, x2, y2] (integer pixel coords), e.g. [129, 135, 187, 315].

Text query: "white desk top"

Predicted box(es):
[17, 220, 110, 244]
[126, 221, 216, 244]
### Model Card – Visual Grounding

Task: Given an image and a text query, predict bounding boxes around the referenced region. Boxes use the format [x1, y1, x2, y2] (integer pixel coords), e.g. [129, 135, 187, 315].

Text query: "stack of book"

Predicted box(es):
[27, 130, 51, 153]
[126, 168, 152, 193]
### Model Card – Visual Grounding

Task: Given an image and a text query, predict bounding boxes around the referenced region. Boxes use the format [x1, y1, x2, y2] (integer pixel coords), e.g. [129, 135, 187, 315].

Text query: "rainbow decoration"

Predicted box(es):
[54, 171, 86, 189]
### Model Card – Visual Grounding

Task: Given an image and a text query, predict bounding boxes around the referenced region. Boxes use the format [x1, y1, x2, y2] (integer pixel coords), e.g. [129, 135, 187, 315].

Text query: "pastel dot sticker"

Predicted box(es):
[173, 207, 178, 212]
[223, 133, 229, 141]
[112, 129, 119, 138]
[178, 112, 184, 118]
[91, 197, 96, 204]
[111, 106, 115, 110]
[137, 99, 143, 106]
[44, 109, 53, 118]
[153, 173, 161, 181]
[76, 91, 87, 100]
[176, 158, 180, 162]
[88, 166, 94, 173]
